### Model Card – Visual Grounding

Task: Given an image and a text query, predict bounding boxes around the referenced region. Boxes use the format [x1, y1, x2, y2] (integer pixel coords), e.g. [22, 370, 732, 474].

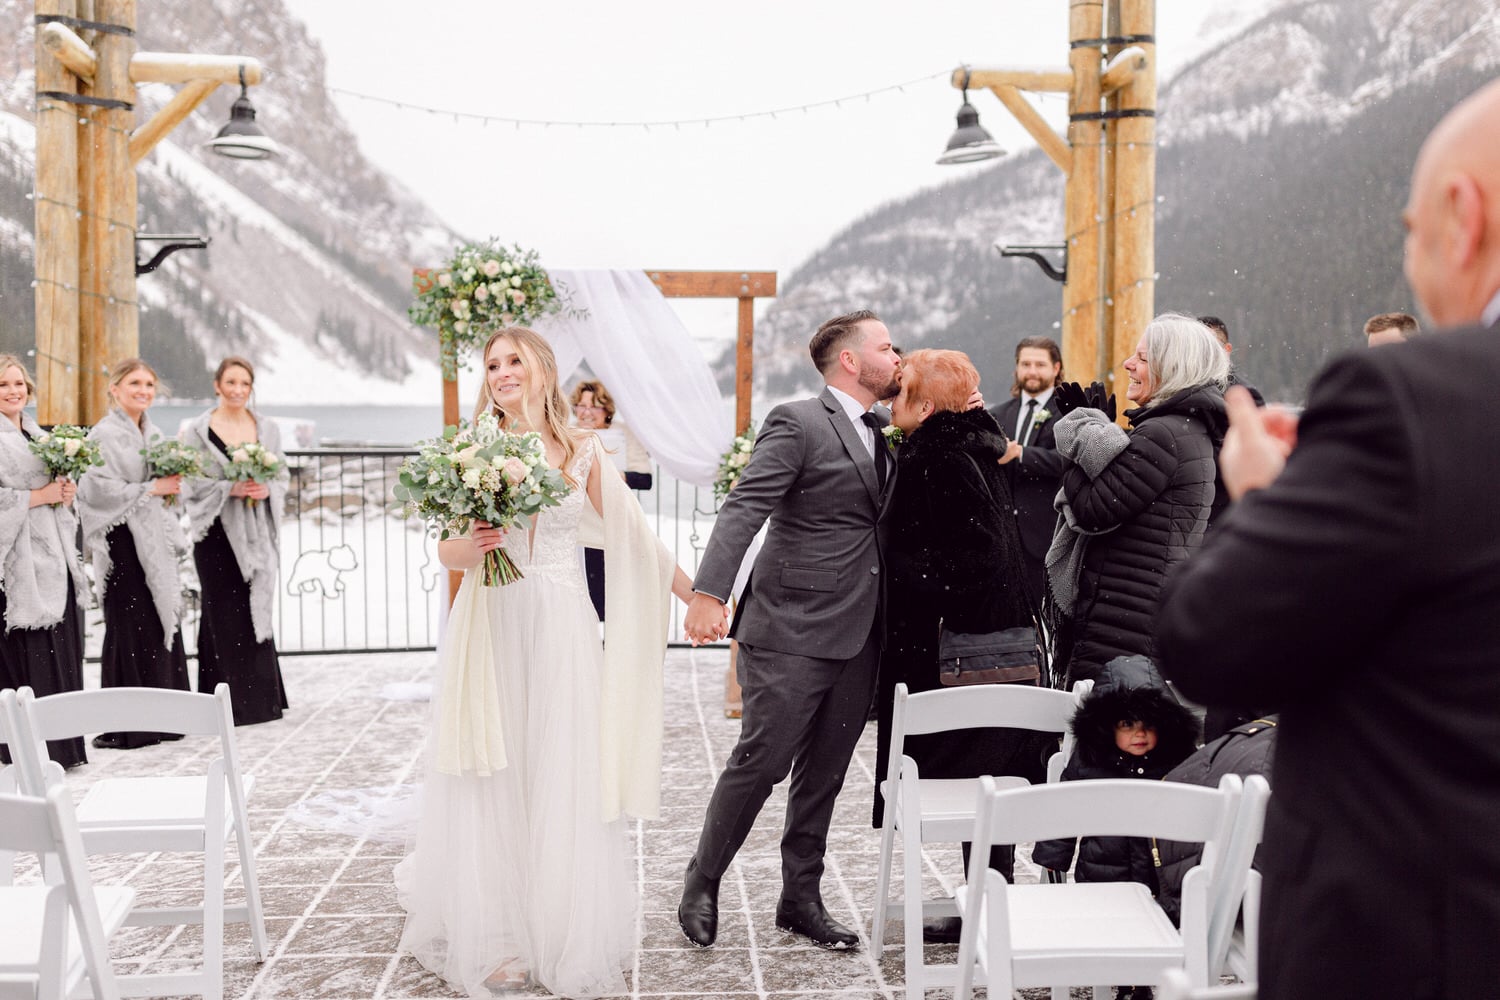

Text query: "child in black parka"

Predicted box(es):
[1031, 654, 1200, 892]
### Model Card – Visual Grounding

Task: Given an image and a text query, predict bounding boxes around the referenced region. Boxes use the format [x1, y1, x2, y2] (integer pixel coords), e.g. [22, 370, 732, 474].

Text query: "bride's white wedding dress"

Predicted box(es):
[396, 442, 636, 998]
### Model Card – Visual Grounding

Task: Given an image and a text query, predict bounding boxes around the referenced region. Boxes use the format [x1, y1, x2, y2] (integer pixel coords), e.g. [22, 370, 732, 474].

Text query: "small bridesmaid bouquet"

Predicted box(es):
[394, 413, 572, 586]
[141, 439, 204, 507]
[223, 442, 285, 509]
[29, 424, 104, 496]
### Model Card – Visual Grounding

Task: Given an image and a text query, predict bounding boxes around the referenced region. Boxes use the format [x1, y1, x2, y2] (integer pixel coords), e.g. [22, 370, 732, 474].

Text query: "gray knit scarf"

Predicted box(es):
[179, 410, 287, 644]
[76, 408, 188, 647]
[1044, 408, 1130, 616]
[0, 414, 86, 631]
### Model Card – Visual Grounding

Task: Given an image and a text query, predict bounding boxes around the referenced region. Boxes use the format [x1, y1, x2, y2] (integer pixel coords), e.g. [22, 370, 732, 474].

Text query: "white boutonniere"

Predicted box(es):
[1032, 408, 1052, 425]
[881, 424, 904, 446]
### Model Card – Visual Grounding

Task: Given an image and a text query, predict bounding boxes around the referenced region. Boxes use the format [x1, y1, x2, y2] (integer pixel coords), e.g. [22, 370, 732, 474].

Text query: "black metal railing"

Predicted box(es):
[263, 449, 715, 654]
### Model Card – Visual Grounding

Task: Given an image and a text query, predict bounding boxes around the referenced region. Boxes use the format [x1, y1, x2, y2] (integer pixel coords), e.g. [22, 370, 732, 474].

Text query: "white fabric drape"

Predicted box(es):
[535, 269, 731, 486]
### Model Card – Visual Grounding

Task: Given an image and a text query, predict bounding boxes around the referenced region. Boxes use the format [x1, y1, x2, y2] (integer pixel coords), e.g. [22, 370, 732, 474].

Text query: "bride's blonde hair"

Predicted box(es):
[472, 327, 580, 479]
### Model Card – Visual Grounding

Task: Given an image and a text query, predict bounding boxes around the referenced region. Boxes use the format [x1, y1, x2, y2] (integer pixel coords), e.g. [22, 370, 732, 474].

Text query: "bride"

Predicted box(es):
[396, 327, 698, 997]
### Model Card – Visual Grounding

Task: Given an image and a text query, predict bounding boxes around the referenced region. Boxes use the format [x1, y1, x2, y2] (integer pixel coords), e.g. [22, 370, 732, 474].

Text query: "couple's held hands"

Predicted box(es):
[1221, 385, 1299, 500]
[150, 474, 182, 497]
[228, 479, 271, 500]
[30, 478, 75, 507]
[684, 592, 731, 646]
[1051, 381, 1117, 421]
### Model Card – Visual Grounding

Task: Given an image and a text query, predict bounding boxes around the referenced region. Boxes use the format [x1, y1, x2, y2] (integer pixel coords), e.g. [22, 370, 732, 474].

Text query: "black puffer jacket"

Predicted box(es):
[872, 407, 1052, 827]
[1157, 716, 1278, 924]
[1031, 656, 1200, 889]
[1060, 384, 1227, 686]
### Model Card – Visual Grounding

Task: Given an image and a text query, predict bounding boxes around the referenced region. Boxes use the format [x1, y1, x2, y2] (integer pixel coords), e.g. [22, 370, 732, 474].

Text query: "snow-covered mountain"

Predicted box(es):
[0, 0, 460, 402]
[745, 0, 1500, 403]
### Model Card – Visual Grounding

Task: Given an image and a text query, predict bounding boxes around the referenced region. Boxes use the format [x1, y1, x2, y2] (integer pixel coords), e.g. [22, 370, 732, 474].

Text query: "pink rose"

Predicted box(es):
[501, 457, 528, 485]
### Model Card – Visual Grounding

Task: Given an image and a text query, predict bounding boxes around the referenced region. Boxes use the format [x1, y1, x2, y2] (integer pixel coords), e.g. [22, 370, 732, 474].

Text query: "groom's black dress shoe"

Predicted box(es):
[775, 898, 860, 950]
[678, 860, 720, 947]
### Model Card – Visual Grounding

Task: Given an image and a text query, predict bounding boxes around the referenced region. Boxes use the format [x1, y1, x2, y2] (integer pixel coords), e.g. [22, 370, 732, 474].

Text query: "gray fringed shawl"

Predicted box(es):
[76, 409, 188, 647]
[179, 410, 287, 643]
[0, 414, 86, 631]
[1045, 408, 1130, 616]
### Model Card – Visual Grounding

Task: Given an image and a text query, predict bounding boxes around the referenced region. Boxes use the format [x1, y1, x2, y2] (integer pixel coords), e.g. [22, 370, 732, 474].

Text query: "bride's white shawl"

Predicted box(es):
[434, 435, 674, 822]
[0, 414, 86, 630]
[76, 408, 187, 647]
[179, 410, 288, 643]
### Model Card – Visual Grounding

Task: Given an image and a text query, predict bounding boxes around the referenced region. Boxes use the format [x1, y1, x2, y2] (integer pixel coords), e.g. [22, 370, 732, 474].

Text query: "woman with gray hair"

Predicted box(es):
[1045, 313, 1229, 687]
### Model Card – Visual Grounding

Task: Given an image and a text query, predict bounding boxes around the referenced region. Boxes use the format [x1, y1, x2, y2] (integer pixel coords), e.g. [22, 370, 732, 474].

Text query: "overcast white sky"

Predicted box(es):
[284, 1, 1260, 347]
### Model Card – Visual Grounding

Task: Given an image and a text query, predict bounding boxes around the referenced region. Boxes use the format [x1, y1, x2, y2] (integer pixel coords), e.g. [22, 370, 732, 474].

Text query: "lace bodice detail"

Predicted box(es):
[500, 439, 594, 593]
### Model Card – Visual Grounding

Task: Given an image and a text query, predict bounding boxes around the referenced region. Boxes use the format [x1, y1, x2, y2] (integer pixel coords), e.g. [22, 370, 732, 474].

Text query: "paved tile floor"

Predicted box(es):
[46, 648, 1081, 999]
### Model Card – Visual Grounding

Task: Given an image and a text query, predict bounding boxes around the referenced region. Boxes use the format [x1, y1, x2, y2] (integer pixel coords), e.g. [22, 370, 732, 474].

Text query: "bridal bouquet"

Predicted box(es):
[223, 442, 285, 509]
[713, 423, 756, 501]
[141, 439, 204, 507]
[393, 413, 572, 586]
[28, 424, 103, 481]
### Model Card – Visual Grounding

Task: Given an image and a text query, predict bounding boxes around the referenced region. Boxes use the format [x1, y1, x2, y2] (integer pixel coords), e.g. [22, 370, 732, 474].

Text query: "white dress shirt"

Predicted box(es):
[825, 384, 877, 459]
[1015, 387, 1056, 443]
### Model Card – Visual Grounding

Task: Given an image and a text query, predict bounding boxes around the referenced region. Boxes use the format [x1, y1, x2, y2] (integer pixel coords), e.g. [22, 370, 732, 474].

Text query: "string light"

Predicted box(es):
[326, 70, 951, 131]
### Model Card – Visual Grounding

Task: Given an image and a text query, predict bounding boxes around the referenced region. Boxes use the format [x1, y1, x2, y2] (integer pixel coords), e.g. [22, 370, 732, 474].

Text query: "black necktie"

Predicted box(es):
[859, 411, 890, 491]
[1018, 398, 1039, 445]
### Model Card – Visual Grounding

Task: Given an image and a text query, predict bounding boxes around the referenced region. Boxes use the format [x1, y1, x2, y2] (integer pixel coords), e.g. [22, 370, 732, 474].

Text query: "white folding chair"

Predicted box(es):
[1213, 775, 1269, 986]
[1158, 967, 1258, 1000]
[953, 774, 1245, 1000]
[871, 679, 1092, 999]
[0, 784, 137, 1000]
[11, 684, 268, 1000]
[0, 689, 20, 798]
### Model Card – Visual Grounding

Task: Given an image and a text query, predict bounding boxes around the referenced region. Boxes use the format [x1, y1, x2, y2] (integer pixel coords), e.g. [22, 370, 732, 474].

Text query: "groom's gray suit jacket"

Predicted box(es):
[695, 387, 886, 660]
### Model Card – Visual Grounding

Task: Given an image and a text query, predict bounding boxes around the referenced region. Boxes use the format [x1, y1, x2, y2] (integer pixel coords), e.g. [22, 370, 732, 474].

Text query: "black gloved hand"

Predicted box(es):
[1050, 381, 1089, 417]
[1082, 381, 1118, 422]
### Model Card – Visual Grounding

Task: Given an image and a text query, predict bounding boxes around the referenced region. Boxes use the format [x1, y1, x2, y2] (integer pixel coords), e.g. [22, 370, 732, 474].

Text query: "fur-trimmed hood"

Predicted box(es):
[1070, 654, 1200, 771]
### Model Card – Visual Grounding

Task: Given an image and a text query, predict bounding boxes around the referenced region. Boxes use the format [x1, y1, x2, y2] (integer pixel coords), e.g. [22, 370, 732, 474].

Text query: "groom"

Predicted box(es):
[680, 309, 899, 949]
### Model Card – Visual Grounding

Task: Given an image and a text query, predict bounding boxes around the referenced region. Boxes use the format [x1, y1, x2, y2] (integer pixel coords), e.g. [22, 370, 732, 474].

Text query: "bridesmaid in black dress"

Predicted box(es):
[180, 356, 288, 726]
[77, 358, 191, 749]
[0, 355, 87, 768]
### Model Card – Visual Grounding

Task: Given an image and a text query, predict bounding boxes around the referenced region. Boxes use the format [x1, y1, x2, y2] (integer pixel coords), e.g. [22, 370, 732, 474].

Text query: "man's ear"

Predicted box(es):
[1446, 172, 1485, 270]
[838, 348, 859, 376]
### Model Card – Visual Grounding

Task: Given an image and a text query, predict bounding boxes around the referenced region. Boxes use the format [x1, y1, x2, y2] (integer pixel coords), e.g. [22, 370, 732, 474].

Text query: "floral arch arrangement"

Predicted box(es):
[410, 239, 575, 376]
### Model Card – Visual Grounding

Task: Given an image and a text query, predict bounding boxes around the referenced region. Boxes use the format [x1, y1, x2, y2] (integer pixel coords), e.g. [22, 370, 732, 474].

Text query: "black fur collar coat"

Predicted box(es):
[872, 407, 1049, 827]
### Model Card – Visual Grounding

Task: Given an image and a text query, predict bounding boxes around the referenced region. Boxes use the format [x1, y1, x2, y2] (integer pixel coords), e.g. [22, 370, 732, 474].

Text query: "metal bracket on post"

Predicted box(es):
[996, 242, 1067, 284]
[135, 233, 210, 275]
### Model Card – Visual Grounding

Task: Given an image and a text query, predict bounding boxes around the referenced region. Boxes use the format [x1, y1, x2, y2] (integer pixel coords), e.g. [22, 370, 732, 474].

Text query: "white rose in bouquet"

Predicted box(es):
[509, 275, 523, 288]
[436, 272, 452, 288]
[231, 447, 250, 463]
[462, 468, 484, 490]
[62, 437, 81, 457]
[482, 259, 501, 277]
[501, 261, 515, 275]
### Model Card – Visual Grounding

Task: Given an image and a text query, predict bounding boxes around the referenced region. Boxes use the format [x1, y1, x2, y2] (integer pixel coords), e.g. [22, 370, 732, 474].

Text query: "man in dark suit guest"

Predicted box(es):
[1156, 79, 1500, 1000]
[679, 309, 899, 950]
[1363, 310, 1419, 347]
[990, 336, 1064, 607]
[1198, 315, 1265, 406]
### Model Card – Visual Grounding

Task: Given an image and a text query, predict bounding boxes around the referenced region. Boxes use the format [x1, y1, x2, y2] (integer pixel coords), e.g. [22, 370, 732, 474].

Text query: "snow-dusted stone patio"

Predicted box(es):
[62, 647, 1072, 999]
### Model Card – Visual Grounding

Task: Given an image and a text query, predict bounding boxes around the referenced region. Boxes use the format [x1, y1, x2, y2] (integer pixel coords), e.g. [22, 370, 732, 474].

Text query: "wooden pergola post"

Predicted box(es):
[31, 0, 267, 423]
[949, 0, 1156, 417]
[33, 0, 81, 425]
[1108, 0, 1158, 400]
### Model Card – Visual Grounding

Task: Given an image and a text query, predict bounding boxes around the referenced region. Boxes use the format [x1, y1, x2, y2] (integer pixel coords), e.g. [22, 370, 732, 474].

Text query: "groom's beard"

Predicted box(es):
[858, 365, 900, 402]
